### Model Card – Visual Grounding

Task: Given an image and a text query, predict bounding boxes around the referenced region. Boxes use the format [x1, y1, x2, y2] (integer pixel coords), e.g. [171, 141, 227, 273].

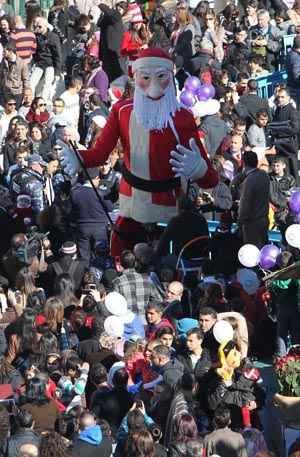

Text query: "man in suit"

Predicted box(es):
[238, 150, 270, 248]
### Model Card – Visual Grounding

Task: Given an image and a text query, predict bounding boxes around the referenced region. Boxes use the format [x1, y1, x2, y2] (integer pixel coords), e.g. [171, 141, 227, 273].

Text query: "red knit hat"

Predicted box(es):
[132, 48, 174, 73]
[127, 2, 143, 23]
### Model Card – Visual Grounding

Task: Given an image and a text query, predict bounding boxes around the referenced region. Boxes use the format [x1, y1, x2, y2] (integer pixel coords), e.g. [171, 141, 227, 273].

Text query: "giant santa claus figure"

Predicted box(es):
[63, 48, 218, 256]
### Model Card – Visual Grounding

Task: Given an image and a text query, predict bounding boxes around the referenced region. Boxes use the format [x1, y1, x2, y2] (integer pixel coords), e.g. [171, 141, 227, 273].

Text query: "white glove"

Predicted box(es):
[60, 143, 81, 176]
[170, 137, 208, 181]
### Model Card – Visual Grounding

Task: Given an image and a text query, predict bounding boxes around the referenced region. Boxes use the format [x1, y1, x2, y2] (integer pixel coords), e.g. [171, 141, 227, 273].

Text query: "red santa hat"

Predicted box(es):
[132, 48, 174, 73]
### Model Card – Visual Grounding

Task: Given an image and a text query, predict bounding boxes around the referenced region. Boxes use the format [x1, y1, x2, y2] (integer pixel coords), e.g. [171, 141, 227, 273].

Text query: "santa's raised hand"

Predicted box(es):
[170, 137, 208, 181]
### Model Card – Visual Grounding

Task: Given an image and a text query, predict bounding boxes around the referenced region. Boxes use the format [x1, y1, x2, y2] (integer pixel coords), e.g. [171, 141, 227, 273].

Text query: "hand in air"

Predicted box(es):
[170, 138, 208, 181]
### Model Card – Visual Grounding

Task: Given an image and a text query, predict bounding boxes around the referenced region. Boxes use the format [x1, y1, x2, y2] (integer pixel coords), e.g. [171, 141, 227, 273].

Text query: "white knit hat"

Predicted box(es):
[105, 292, 128, 316]
[104, 315, 124, 338]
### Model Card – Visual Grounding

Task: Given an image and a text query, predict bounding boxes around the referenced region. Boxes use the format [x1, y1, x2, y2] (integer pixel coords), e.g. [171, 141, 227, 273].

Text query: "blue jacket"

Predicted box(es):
[79, 425, 102, 445]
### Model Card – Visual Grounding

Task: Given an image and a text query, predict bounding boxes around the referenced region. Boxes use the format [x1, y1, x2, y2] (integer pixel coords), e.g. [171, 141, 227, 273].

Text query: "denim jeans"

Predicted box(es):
[30, 65, 55, 105]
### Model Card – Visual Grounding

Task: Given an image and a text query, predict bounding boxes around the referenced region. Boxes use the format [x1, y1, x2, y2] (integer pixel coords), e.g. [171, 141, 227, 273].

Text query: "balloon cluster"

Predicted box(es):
[238, 243, 281, 270]
[180, 76, 216, 108]
[285, 190, 300, 249]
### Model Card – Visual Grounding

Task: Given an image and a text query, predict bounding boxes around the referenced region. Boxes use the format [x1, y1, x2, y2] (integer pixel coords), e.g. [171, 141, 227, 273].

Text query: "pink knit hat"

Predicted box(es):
[127, 2, 143, 23]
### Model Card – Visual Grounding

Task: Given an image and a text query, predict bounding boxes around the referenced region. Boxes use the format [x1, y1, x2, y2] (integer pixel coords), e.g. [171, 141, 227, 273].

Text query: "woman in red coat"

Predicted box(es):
[120, 11, 149, 77]
[26, 97, 50, 125]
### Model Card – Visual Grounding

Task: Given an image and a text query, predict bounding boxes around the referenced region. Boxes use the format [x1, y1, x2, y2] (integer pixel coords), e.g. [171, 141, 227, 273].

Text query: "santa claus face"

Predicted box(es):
[135, 68, 172, 100]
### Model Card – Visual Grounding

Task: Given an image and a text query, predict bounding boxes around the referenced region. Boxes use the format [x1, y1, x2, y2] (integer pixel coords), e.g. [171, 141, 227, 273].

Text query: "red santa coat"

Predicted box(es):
[81, 98, 218, 224]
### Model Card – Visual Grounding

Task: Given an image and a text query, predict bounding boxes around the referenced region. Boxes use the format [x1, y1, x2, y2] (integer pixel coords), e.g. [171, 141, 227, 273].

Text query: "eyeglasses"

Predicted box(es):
[53, 104, 64, 108]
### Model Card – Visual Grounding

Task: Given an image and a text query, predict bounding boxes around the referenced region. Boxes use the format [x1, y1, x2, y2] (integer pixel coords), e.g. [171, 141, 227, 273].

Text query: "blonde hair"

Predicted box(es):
[44, 297, 64, 332]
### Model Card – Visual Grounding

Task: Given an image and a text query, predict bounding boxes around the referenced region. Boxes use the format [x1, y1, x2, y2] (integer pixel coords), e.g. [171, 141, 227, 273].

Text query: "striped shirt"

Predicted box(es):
[11, 27, 37, 60]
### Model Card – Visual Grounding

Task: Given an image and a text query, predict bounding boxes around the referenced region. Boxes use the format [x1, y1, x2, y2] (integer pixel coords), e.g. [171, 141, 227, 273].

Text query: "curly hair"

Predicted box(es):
[39, 431, 69, 457]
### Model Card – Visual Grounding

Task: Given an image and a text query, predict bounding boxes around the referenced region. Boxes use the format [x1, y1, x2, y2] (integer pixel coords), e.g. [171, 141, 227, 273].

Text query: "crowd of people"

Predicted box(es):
[0, 0, 299, 456]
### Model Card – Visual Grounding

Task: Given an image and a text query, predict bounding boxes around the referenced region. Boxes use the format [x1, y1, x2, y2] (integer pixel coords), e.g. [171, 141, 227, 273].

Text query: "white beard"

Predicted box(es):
[133, 82, 180, 131]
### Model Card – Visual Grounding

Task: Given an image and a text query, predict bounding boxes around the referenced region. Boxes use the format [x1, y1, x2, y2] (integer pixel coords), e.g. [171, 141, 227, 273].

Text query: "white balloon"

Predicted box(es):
[238, 244, 261, 268]
[285, 224, 300, 248]
[192, 99, 220, 118]
[213, 320, 234, 344]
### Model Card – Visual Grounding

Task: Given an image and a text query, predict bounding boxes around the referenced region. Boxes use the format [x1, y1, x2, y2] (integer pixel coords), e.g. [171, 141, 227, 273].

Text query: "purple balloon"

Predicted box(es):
[259, 244, 280, 269]
[197, 93, 208, 102]
[184, 76, 202, 94]
[197, 83, 216, 101]
[180, 90, 195, 107]
[289, 191, 300, 214]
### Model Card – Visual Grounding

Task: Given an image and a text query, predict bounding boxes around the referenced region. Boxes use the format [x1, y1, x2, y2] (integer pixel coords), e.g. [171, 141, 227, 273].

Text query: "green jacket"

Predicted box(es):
[270, 278, 300, 308]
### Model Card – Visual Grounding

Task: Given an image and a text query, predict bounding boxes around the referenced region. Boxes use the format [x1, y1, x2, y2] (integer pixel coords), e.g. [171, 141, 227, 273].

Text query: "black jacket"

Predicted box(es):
[225, 41, 251, 67]
[34, 30, 62, 74]
[177, 348, 211, 381]
[202, 328, 219, 364]
[71, 185, 113, 225]
[207, 369, 256, 412]
[98, 5, 124, 82]
[43, 255, 87, 295]
[72, 436, 112, 457]
[235, 93, 271, 126]
[273, 103, 300, 148]
[91, 388, 133, 434]
[269, 172, 295, 210]
[48, 8, 68, 43]
[8, 429, 40, 457]
[155, 210, 209, 258]
[160, 358, 184, 389]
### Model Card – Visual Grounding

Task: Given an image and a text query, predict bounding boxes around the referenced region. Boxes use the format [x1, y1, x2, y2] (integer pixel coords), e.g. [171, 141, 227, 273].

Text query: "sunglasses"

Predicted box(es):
[7, 102, 16, 105]
[53, 147, 62, 151]
[38, 103, 46, 107]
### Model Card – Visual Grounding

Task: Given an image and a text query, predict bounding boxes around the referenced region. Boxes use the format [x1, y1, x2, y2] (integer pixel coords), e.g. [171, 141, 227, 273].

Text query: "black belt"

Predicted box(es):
[122, 164, 180, 193]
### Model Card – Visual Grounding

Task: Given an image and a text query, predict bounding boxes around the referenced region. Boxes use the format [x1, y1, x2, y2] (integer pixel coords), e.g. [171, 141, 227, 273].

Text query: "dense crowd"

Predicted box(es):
[0, 0, 299, 456]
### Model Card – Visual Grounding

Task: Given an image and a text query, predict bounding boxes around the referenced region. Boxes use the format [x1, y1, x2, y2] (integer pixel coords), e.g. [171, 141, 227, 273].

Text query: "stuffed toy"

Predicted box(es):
[208, 339, 263, 428]
[62, 48, 218, 256]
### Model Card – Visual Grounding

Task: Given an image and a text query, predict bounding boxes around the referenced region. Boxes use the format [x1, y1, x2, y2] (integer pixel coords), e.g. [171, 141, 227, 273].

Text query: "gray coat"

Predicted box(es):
[204, 427, 248, 457]
[201, 114, 229, 158]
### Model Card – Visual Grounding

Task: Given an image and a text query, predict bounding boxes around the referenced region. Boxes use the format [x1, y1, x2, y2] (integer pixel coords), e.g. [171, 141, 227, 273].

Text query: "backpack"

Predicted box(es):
[52, 259, 78, 278]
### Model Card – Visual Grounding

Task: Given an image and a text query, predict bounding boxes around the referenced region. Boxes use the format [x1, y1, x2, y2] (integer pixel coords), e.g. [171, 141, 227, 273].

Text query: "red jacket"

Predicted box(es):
[81, 99, 218, 225]
[26, 109, 50, 124]
[120, 31, 143, 62]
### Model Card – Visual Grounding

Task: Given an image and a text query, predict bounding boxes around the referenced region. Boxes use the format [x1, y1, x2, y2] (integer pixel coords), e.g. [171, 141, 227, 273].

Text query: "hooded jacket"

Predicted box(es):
[160, 358, 184, 389]
[72, 425, 112, 457]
